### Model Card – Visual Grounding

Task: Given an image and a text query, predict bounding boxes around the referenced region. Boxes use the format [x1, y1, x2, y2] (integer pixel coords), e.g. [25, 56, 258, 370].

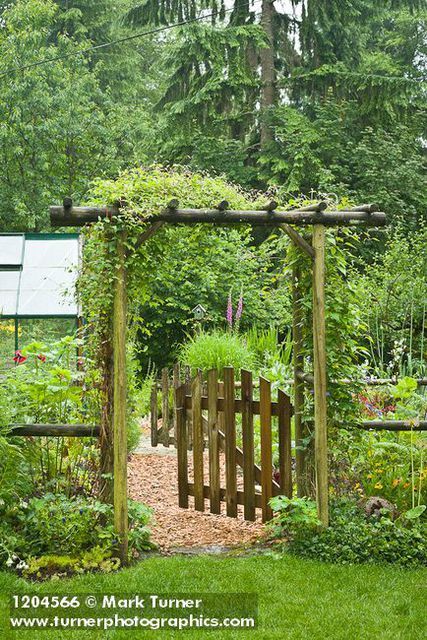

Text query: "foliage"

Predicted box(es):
[179, 330, 255, 377]
[23, 547, 120, 580]
[281, 220, 368, 432]
[268, 496, 320, 538]
[0, 0, 158, 231]
[0, 494, 152, 571]
[356, 225, 427, 376]
[80, 165, 288, 368]
[270, 497, 427, 567]
[135, 367, 157, 418]
[1, 337, 92, 424]
[246, 327, 292, 370]
[349, 431, 426, 512]
[0, 0, 425, 237]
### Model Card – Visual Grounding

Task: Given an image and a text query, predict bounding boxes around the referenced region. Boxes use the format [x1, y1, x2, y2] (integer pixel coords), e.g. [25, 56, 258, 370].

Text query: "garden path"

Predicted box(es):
[128, 423, 265, 551]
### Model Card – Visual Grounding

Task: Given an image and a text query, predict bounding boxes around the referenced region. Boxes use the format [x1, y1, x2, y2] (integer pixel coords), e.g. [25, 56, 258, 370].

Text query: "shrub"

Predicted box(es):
[0, 493, 153, 571]
[179, 330, 255, 377]
[269, 497, 426, 567]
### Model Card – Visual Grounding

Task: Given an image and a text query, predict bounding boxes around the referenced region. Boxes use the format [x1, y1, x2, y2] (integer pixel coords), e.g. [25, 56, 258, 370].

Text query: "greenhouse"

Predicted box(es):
[0, 233, 80, 357]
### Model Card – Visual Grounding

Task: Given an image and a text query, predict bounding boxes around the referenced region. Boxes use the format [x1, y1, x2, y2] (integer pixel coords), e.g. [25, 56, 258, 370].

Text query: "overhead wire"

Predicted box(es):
[0, 1, 263, 78]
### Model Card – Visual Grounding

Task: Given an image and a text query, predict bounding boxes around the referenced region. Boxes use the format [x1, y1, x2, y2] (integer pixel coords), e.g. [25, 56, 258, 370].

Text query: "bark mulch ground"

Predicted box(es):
[128, 444, 266, 551]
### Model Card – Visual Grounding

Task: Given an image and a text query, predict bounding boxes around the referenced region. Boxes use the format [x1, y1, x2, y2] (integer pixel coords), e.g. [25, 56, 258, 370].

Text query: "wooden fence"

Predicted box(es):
[154, 366, 294, 523]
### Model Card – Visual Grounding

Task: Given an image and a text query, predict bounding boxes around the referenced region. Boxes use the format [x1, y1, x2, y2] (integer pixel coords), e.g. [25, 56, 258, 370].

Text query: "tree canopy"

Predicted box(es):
[0, 0, 425, 232]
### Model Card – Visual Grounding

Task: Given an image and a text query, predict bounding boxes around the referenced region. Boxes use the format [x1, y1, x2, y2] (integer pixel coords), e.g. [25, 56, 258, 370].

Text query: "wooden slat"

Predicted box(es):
[260, 377, 273, 522]
[241, 369, 255, 521]
[185, 366, 192, 449]
[173, 363, 180, 444]
[161, 368, 169, 447]
[187, 483, 262, 509]
[278, 389, 292, 498]
[217, 380, 225, 460]
[207, 369, 220, 514]
[150, 383, 158, 447]
[192, 371, 204, 512]
[223, 367, 237, 517]
[176, 384, 188, 508]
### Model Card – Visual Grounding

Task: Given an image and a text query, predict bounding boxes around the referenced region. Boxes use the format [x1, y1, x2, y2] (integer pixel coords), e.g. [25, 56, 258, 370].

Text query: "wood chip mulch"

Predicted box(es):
[128, 450, 266, 551]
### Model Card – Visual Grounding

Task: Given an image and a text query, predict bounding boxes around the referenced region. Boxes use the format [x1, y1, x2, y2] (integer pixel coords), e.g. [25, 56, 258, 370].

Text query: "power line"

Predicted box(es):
[0, 1, 261, 79]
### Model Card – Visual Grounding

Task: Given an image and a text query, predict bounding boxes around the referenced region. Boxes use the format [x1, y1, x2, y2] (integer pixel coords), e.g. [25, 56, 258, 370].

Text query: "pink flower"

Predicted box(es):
[37, 354, 46, 363]
[226, 292, 233, 328]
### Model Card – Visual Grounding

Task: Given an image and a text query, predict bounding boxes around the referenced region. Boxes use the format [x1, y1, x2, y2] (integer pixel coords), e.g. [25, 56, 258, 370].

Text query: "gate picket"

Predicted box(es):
[173, 363, 180, 444]
[260, 377, 273, 522]
[223, 367, 237, 517]
[161, 368, 169, 447]
[278, 389, 292, 498]
[192, 371, 204, 511]
[241, 369, 255, 521]
[150, 382, 158, 447]
[176, 384, 188, 508]
[207, 369, 220, 514]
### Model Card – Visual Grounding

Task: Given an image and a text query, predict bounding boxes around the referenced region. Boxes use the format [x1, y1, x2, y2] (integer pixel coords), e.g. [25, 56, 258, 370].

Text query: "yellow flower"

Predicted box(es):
[374, 482, 383, 489]
[367, 474, 373, 479]
[403, 482, 410, 489]
[392, 478, 400, 487]
[377, 469, 384, 474]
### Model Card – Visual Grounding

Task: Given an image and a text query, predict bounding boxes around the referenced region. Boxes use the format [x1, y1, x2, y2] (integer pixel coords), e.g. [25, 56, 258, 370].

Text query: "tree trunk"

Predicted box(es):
[260, 0, 276, 149]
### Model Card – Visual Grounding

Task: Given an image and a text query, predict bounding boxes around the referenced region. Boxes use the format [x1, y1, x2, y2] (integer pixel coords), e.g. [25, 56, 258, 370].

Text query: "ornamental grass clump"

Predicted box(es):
[179, 330, 255, 378]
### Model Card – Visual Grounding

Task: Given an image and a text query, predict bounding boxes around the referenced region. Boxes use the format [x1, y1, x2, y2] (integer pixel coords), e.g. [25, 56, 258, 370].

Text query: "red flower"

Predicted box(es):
[37, 354, 46, 363]
[13, 350, 27, 365]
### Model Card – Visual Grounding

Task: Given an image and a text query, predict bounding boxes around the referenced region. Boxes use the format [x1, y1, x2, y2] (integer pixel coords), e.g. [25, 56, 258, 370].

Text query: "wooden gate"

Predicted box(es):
[174, 367, 293, 523]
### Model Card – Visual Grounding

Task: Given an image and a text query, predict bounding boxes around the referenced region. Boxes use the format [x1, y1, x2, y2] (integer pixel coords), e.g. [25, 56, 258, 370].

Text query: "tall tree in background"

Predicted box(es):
[259, 0, 276, 147]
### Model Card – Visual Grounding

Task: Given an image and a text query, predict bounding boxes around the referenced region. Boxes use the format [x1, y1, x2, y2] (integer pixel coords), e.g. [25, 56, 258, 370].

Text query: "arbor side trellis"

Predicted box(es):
[50, 198, 387, 562]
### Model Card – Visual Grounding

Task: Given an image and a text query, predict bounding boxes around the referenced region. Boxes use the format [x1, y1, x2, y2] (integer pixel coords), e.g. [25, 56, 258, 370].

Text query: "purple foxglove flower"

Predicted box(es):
[226, 292, 233, 328]
[235, 293, 243, 322]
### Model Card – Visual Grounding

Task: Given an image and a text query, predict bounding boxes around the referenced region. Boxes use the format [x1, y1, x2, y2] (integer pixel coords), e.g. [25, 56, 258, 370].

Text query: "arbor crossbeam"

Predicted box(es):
[50, 202, 386, 228]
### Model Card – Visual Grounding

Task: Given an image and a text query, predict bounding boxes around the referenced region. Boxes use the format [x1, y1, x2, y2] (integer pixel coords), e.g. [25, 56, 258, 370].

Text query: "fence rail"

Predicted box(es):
[7, 424, 100, 437]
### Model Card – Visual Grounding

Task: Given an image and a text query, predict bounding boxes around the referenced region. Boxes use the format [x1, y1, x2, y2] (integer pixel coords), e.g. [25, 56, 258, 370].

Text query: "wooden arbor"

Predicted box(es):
[51, 199, 387, 559]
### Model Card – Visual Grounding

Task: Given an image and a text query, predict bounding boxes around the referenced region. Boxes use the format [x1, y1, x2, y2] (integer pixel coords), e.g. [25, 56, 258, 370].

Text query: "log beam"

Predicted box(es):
[359, 421, 427, 431]
[8, 424, 100, 437]
[50, 205, 386, 228]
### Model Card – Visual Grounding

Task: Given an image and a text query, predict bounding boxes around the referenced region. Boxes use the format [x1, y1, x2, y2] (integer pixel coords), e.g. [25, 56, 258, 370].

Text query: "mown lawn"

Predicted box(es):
[0, 554, 425, 639]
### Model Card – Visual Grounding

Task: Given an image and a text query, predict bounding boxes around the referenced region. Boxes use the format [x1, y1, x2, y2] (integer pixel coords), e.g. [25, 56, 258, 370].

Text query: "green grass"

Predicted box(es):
[0, 554, 425, 639]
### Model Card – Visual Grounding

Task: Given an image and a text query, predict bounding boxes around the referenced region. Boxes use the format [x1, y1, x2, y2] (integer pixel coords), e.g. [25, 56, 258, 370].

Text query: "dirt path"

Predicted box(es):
[128, 437, 265, 551]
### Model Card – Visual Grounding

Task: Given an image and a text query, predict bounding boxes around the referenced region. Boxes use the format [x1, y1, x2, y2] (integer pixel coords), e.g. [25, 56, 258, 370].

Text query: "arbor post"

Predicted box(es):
[113, 230, 129, 563]
[312, 224, 329, 526]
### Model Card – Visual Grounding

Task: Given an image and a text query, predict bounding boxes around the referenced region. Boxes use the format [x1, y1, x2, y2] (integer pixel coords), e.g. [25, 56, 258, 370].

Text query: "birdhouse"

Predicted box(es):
[191, 304, 206, 320]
